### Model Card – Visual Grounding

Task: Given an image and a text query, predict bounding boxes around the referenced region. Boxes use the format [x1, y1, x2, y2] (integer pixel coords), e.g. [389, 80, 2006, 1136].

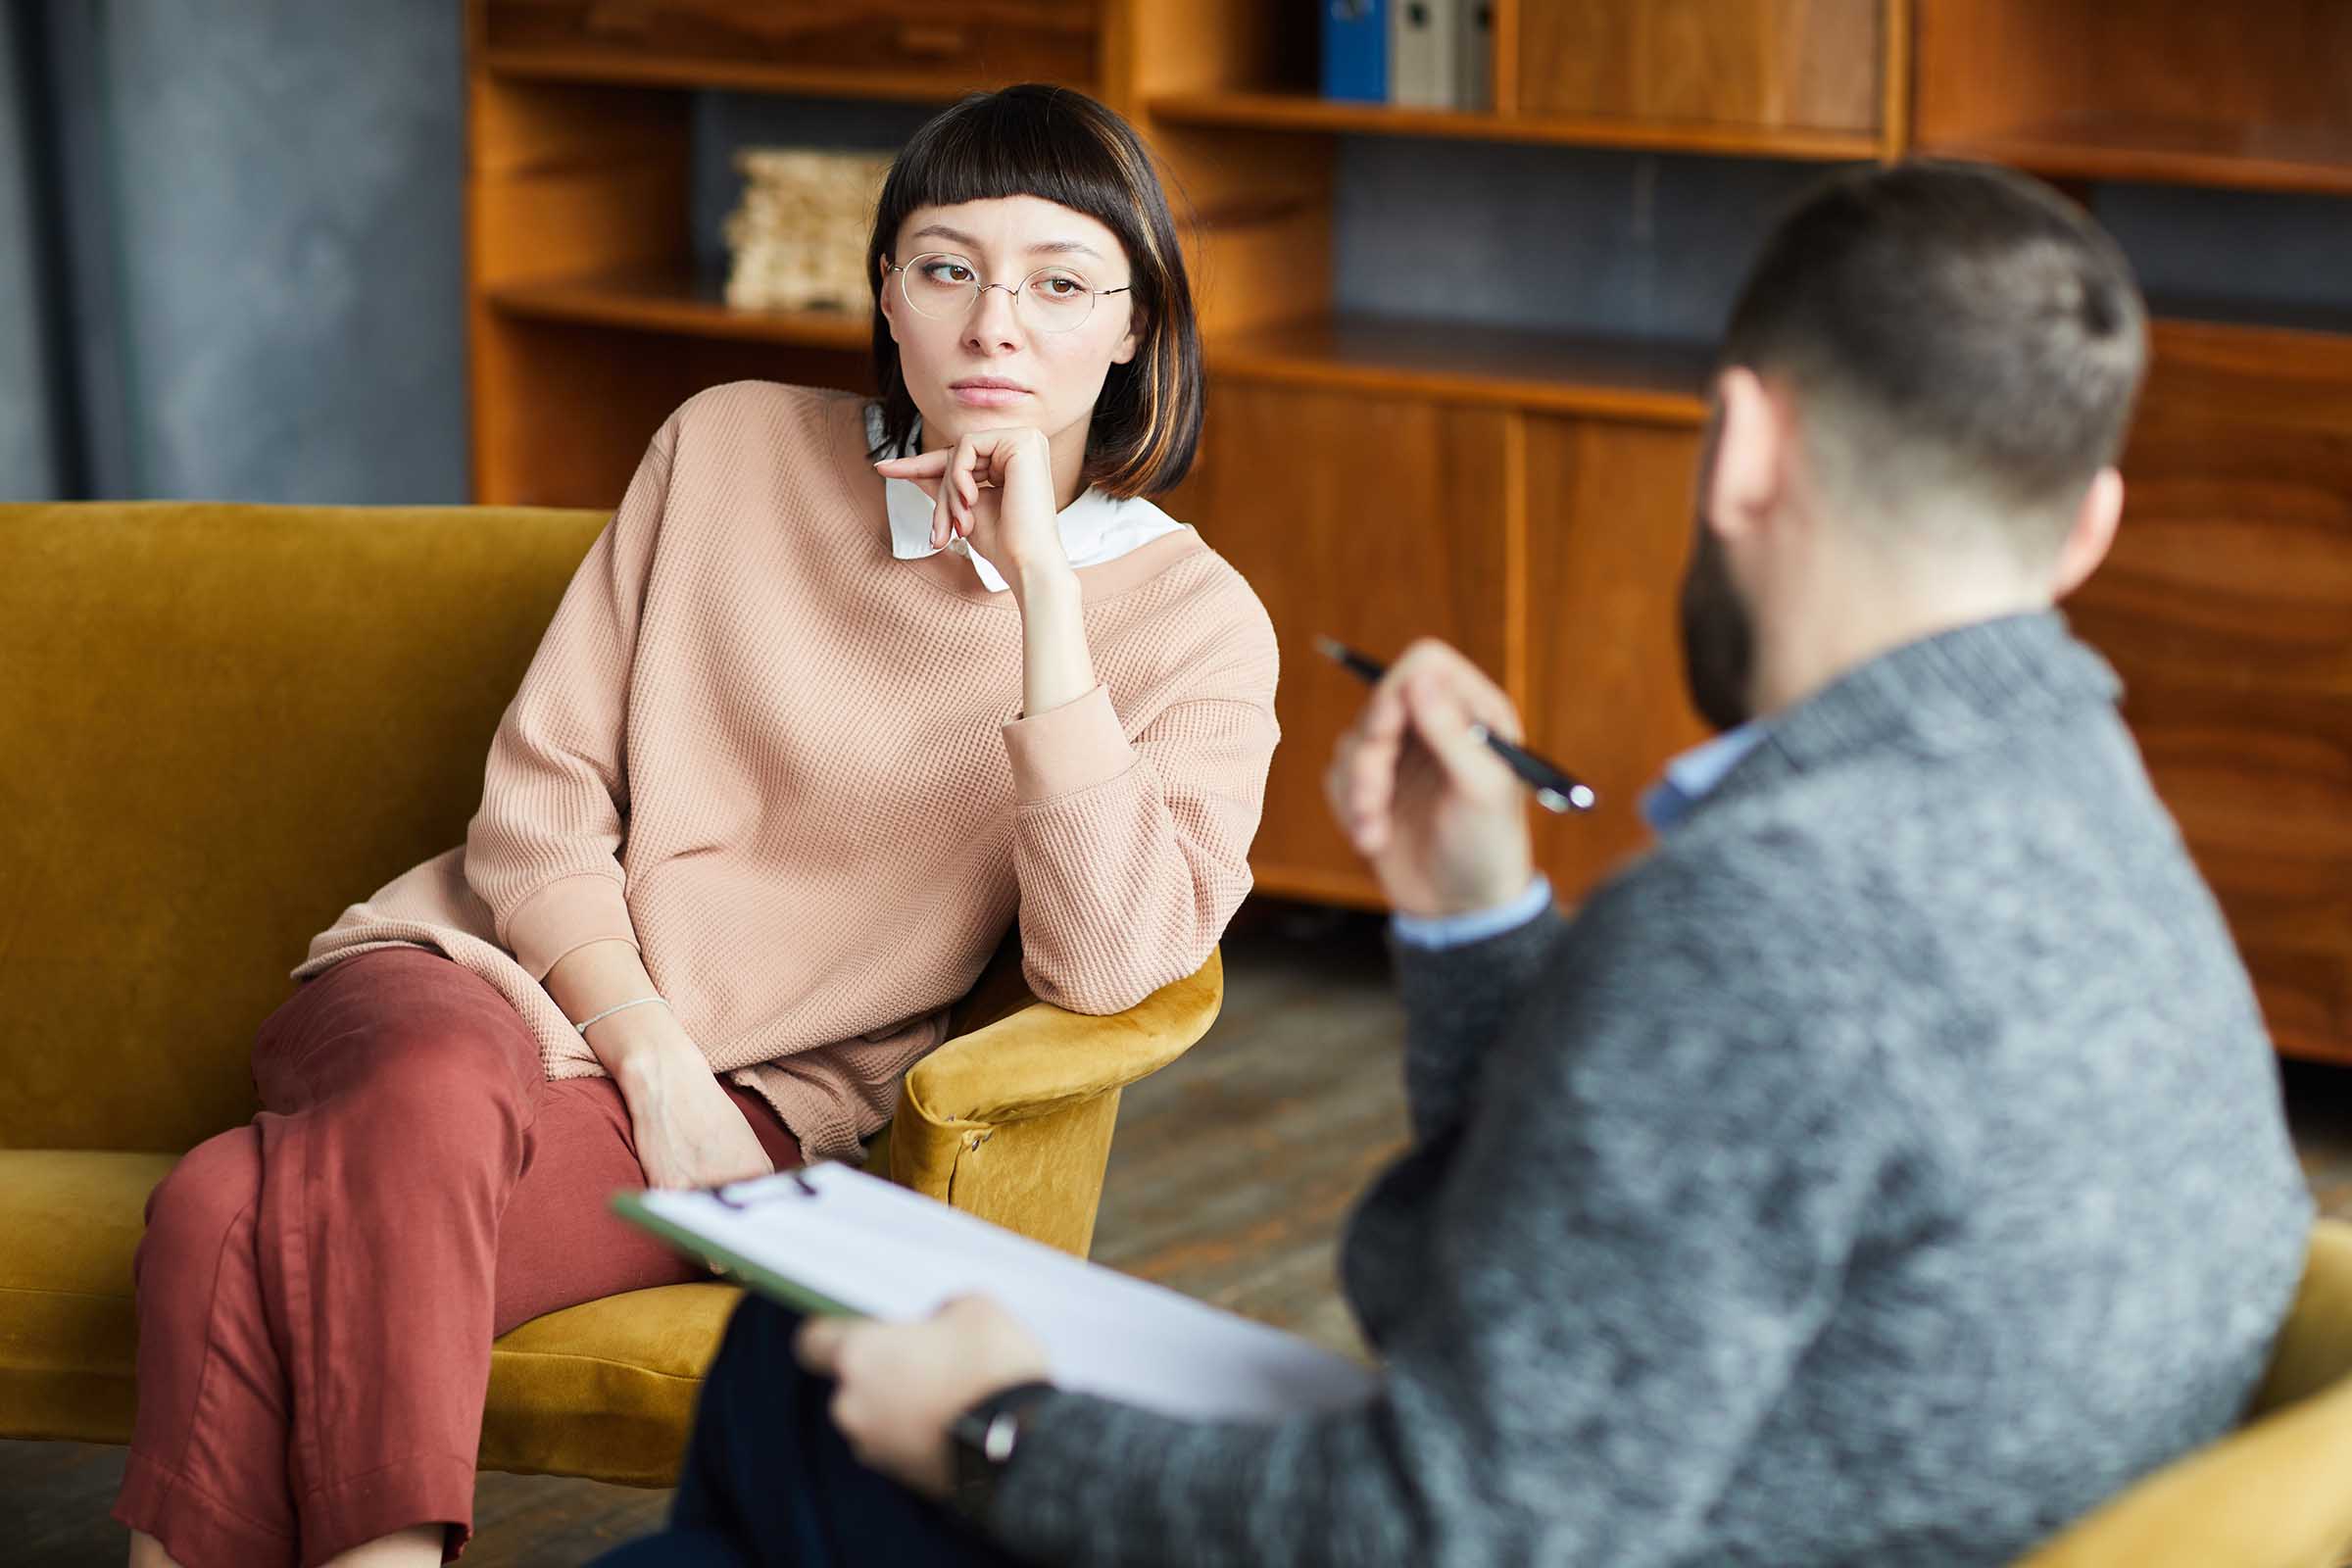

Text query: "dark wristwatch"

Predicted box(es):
[947, 1379, 1056, 1523]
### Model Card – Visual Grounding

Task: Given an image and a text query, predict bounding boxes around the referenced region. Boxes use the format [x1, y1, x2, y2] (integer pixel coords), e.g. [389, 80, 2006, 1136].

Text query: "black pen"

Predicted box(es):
[1315, 636, 1597, 814]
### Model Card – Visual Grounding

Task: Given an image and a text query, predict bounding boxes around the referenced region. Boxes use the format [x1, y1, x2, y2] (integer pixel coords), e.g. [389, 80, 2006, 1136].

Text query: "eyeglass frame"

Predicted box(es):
[885, 252, 1134, 334]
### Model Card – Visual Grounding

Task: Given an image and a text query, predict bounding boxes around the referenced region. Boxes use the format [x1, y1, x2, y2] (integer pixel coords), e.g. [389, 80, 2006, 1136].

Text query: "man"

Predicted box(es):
[597, 161, 2313, 1567]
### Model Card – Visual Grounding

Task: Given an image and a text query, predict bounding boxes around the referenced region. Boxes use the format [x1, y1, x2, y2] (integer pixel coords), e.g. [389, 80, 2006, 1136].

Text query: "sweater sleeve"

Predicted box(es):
[1002, 594, 1280, 1016]
[988, 869, 1921, 1568]
[1387, 903, 1571, 1147]
[464, 414, 676, 980]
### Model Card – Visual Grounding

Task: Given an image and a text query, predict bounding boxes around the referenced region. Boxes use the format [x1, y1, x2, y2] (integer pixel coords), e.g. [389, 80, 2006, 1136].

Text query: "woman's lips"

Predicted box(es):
[950, 380, 1031, 408]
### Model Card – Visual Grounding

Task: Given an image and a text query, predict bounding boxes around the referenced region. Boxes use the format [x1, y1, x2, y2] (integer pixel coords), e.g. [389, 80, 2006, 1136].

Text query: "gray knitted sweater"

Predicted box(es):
[991, 612, 2312, 1567]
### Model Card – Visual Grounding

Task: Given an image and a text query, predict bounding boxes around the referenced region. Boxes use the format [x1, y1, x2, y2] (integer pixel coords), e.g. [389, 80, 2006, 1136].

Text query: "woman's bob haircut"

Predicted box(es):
[865, 83, 1203, 499]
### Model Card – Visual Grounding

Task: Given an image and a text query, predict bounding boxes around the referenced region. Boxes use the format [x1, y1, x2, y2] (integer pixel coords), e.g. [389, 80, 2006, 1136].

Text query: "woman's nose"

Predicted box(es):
[964, 282, 1024, 347]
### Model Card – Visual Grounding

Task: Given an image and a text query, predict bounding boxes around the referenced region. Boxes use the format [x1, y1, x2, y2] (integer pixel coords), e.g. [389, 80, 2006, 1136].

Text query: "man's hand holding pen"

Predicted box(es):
[1324, 638, 1540, 920]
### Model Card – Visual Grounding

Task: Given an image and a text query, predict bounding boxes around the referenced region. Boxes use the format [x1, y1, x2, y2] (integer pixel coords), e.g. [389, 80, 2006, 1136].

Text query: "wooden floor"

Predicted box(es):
[8, 899, 2351, 1566]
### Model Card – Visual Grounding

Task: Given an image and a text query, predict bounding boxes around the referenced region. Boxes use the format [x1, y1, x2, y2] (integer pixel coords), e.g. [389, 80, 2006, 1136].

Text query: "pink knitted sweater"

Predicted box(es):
[297, 382, 1280, 1159]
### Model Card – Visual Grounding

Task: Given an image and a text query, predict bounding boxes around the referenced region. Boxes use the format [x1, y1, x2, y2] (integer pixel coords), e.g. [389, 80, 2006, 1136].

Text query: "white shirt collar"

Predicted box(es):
[867, 404, 1185, 593]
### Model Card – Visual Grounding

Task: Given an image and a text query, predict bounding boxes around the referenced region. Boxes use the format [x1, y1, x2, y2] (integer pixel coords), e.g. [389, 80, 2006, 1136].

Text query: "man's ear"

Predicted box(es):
[2052, 466, 2123, 600]
[1705, 367, 1788, 546]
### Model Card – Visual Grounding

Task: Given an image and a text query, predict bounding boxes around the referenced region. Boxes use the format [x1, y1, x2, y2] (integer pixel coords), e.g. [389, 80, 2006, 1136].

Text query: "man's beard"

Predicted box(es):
[1677, 516, 1756, 734]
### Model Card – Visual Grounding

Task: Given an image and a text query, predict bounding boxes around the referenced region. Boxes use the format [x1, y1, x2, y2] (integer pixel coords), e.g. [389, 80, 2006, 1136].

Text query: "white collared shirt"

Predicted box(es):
[867, 405, 1187, 593]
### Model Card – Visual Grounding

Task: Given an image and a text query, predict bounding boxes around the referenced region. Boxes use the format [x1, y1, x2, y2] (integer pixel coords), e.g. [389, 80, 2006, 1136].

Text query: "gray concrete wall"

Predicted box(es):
[36, 0, 466, 503]
[0, 15, 60, 500]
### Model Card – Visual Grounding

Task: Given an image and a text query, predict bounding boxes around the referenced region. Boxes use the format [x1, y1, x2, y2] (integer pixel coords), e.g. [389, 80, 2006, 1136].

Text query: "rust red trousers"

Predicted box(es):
[112, 947, 804, 1568]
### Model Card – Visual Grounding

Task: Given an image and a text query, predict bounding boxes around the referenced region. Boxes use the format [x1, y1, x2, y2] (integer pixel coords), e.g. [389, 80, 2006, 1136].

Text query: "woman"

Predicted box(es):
[118, 83, 1277, 1568]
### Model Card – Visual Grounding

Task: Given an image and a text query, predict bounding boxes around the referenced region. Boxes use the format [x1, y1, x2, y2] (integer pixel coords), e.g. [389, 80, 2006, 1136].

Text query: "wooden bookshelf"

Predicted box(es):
[481, 265, 1710, 418]
[476, 0, 1100, 97]
[465, 0, 2352, 1062]
[1910, 0, 2352, 197]
[486, 270, 873, 351]
[1915, 125, 2352, 201]
[1204, 315, 1710, 423]
[476, 49, 1035, 102]
[1147, 91, 1883, 163]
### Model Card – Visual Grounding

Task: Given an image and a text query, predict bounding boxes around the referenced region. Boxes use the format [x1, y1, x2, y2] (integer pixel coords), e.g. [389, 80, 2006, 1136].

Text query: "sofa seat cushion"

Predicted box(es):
[0, 1149, 737, 1485]
[477, 1279, 740, 1485]
[0, 1150, 174, 1444]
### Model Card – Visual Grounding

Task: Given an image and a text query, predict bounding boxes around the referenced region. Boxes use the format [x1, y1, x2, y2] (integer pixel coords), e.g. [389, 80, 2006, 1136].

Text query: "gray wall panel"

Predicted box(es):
[2093, 182, 2352, 318]
[1333, 139, 1841, 344]
[90, 0, 466, 503]
[0, 15, 59, 500]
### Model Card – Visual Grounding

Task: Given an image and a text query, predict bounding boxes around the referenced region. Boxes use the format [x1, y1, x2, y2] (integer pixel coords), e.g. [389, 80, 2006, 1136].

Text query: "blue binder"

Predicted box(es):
[1321, 0, 1389, 103]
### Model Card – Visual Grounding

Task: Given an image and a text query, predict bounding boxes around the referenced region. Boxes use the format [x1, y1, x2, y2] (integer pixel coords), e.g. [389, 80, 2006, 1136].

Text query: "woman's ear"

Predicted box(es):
[877, 255, 901, 342]
[1110, 308, 1143, 367]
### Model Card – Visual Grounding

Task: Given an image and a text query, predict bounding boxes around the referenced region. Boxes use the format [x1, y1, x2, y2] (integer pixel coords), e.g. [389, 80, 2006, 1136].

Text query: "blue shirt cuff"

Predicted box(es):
[1391, 875, 1554, 951]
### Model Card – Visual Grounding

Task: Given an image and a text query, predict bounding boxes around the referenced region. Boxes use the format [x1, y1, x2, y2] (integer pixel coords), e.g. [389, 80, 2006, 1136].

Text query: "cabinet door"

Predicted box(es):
[1168, 380, 1511, 906]
[2068, 319, 2352, 1063]
[1522, 416, 1711, 902]
[1515, 0, 1882, 135]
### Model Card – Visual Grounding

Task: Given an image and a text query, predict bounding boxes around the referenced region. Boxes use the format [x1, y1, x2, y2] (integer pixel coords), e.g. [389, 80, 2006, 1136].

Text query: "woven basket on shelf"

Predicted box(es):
[721, 148, 895, 314]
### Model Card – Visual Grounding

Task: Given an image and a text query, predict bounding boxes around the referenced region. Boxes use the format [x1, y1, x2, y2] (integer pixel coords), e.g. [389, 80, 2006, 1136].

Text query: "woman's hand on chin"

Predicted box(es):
[612, 1034, 776, 1190]
[874, 424, 1070, 593]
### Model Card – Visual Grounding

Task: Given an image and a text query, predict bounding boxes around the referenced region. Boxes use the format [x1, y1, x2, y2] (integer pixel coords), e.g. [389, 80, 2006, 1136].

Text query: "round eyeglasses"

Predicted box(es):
[888, 253, 1132, 335]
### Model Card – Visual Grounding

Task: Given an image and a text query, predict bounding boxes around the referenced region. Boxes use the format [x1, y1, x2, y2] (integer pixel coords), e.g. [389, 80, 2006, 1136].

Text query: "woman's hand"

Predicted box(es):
[875, 424, 1093, 713]
[875, 425, 1067, 590]
[612, 1035, 775, 1190]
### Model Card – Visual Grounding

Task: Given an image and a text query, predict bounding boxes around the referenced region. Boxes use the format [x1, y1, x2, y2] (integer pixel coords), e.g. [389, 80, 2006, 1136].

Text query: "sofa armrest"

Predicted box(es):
[901, 948, 1224, 1131]
[2251, 1220, 2352, 1416]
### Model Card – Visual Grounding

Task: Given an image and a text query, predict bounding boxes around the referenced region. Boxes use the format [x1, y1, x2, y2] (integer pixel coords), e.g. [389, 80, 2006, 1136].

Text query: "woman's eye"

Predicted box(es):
[1034, 274, 1083, 298]
[926, 262, 974, 283]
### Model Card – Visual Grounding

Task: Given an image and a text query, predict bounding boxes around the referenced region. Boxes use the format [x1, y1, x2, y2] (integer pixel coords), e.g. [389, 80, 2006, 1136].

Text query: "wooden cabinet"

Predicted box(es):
[2068, 319, 2352, 1064]
[1167, 383, 1513, 906]
[1170, 380, 1710, 909]
[1521, 416, 1711, 898]
[1515, 0, 1885, 136]
[1911, 0, 2352, 194]
[462, 0, 2352, 1059]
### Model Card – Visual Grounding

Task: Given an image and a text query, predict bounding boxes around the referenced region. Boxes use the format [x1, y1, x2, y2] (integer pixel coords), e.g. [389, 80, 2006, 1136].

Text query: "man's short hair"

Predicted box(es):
[1721, 160, 2148, 555]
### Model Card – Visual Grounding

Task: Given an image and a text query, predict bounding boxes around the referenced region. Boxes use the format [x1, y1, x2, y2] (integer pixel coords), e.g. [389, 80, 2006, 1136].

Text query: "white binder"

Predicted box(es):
[1391, 0, 1458, 109]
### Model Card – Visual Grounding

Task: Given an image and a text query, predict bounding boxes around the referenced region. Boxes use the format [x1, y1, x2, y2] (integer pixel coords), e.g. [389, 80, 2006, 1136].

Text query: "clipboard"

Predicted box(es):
[612, 1160, 1381, 1423]
[612, 1167, 856, 1319]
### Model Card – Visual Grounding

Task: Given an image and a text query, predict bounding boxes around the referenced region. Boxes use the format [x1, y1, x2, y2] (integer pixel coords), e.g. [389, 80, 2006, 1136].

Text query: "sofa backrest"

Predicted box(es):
[0, 502, 607, 1152]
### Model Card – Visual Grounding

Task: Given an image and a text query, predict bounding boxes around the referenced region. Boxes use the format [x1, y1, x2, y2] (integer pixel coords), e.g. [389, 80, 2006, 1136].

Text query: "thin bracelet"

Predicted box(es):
[573, 996, 668, 1037]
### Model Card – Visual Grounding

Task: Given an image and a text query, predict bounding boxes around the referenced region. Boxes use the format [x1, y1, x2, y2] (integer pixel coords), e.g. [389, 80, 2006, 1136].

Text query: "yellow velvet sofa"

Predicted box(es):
[0, 500, 1224, 1486]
